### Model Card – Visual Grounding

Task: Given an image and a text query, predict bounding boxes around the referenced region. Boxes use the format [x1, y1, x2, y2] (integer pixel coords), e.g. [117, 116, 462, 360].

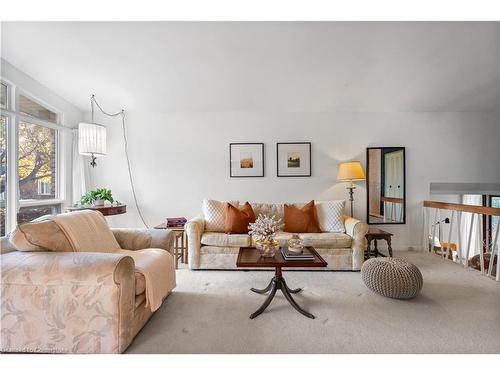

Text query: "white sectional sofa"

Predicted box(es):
[185, 202, 368, 271]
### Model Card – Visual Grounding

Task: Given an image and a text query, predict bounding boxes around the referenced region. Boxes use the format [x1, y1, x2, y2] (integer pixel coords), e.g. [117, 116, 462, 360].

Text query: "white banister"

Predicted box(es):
[456, 211, 463, 266]
[422, 206, 428, 251]
[465, 213, 475, 263]
[445, 210, 455, 260]
[491, 221, 499, 281]
[423, 201, 500, 282]
[430, 208, 439, 253]
[478, 214, 484, 273]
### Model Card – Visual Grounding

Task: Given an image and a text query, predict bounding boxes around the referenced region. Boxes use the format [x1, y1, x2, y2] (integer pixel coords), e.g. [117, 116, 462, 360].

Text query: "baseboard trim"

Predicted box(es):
[191, 268, 360, 272]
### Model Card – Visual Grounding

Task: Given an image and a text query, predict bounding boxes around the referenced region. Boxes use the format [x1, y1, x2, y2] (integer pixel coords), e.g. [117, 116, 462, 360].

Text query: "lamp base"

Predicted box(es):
[346, 184, 356, 217]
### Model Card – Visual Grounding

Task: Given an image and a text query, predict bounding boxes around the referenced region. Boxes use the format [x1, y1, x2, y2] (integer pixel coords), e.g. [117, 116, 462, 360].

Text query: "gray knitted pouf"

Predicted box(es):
[361, 258, 423, 299]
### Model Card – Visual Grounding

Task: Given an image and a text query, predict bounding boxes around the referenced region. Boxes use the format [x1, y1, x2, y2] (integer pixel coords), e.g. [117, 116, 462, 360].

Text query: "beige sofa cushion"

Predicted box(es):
[201, 246, 242, 254]
[298, 232, 352, 248]
[201, 232, 251, 247]
[202, 199, 239, 232]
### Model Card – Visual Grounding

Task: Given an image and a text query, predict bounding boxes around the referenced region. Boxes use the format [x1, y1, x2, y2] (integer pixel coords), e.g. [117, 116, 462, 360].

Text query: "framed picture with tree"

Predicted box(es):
[276, 142, 311, 177]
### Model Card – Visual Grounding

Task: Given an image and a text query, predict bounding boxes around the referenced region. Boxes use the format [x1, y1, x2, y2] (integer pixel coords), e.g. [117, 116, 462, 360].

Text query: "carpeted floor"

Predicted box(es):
[126, 250, 500, 354]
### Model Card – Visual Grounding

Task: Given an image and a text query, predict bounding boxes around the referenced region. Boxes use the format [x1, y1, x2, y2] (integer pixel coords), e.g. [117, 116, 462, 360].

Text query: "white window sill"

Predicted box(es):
[19, 199, 64, 208]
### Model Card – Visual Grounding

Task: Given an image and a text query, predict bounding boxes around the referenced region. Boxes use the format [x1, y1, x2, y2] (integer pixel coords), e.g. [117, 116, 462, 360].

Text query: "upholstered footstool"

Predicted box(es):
[361, 258, 423, 299]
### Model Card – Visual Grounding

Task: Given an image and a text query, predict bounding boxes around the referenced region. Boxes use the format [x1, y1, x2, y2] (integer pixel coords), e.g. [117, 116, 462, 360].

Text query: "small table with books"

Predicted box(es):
[236, 246, 327, 319]
[154, 217, 187, 269]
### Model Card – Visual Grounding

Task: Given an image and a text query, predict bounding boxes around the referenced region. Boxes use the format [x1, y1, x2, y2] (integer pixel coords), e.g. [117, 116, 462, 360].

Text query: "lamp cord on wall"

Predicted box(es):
[91, 95, 149, 228]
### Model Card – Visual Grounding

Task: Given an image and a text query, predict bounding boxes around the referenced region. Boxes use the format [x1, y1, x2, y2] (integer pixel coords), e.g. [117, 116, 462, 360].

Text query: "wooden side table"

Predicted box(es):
[66, 204, 127, 216]
[155, 223, 187, 269]
[365, 228, 393, 258]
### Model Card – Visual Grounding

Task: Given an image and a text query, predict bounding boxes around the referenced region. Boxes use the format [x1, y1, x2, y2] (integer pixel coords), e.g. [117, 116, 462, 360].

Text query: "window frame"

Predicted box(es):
[38, 180, 52, 196]
[1, 81, 10, 110]
[0, 113, 11, 235]
[0, 78, 66, 233]
[17, 90, 60, 125]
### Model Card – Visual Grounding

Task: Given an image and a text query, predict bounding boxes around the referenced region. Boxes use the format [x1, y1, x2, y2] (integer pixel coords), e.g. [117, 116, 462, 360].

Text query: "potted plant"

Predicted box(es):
[79, 188, 114, 207]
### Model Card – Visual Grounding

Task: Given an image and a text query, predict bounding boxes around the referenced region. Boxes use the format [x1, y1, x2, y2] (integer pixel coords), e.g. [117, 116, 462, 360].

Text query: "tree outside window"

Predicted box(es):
[17, 121, 56, 201]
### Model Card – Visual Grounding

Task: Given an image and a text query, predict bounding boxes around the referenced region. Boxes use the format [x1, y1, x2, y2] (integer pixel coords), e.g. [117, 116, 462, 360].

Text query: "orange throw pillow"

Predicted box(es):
[284, 200, 321, 233]
[224, 202, 256, 234]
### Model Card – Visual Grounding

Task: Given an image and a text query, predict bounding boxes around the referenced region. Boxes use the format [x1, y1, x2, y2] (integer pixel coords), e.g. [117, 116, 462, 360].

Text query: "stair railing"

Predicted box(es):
[423, 200, 500, 281]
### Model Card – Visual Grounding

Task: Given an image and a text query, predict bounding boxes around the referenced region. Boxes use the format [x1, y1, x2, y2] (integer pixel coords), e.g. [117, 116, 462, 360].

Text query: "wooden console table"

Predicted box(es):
[365, 228, 393, 258]
[66, 204, 127, 216]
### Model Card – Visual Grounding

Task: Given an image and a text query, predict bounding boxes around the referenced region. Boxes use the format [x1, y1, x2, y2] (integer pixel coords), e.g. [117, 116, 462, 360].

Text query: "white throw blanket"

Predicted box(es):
[118, 249, 176, 311]
[54, 210, 175, 311]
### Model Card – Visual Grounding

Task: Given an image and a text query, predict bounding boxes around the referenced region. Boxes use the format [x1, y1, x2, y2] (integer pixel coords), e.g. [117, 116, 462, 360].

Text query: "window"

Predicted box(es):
[18, 121, 57, 200]
[0, 116, 6, 236]
[0, 81, 64, 234]
[38, 180, 51, 195]
[17, 205, 58, 225]
[0, 82, 7, 109]
[19, 95, 58, 124]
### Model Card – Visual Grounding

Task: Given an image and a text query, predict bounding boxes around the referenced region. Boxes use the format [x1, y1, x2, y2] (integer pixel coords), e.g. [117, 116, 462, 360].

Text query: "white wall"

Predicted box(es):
[87, 110, 500, 250]
[1, 59, 83, 209]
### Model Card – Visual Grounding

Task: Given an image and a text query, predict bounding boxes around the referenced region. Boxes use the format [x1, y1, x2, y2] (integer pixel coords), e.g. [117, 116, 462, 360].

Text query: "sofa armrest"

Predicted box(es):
[185, 214, 205, 269]
[1, 236, 17, 254]
[1, 251, 134, 286]
[1, 251, 135, 353]
[111, 228, 175, 255]
[344, 215, 369, 270]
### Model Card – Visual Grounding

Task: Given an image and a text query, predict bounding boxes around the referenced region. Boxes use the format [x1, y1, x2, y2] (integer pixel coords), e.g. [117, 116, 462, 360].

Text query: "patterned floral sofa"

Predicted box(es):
[185, 200, 368, 271]
[0, 211, 176, 354]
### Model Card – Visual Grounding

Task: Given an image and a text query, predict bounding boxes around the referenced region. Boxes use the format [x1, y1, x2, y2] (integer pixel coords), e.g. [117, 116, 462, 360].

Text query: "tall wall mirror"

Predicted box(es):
[366, 147, 406, 224]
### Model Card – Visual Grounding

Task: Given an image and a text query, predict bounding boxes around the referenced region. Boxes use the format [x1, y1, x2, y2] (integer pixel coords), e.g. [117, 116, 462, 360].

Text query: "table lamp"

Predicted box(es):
[337, 161, 366, 216]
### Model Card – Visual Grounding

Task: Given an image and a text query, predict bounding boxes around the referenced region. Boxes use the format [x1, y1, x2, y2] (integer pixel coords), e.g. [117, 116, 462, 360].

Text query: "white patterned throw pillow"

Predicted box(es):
[315, 200, 346, 233]
[202, 199, 239, 232]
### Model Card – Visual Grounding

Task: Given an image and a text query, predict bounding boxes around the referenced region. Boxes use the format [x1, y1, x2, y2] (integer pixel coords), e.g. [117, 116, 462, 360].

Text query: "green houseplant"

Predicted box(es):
[80, 188, 114, 206]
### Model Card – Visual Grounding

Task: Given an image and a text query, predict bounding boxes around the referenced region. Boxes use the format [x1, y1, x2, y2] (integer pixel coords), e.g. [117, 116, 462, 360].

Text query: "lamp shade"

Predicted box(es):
[78, 122, 107, 156]
[337, 161, 366, 181]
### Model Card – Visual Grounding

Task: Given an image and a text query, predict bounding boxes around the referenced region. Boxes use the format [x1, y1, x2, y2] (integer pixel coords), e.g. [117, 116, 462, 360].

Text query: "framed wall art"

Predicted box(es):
[276, 142, 311, 177]
[229, 143, 265, 177]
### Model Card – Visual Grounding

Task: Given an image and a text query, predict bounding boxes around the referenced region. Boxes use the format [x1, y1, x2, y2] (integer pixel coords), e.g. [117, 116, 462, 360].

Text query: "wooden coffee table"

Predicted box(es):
[236, 246, 327, 319]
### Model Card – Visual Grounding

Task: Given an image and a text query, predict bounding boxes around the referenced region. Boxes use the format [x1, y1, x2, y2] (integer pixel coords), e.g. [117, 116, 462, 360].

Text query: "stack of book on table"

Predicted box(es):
[281, 248, 314, 261]
[166, 217, 187, 228]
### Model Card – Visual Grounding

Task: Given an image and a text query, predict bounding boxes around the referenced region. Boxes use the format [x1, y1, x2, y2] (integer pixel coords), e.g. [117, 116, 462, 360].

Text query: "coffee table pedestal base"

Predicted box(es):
[249, 267, 314, 319]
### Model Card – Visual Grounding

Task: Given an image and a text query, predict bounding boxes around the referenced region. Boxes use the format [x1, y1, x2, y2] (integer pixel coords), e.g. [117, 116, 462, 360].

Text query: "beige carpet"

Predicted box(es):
[126, 251, 500, 354]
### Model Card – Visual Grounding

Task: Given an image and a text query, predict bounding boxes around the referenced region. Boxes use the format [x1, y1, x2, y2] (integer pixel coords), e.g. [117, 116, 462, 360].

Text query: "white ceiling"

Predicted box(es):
[1, 22, 500, 113]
